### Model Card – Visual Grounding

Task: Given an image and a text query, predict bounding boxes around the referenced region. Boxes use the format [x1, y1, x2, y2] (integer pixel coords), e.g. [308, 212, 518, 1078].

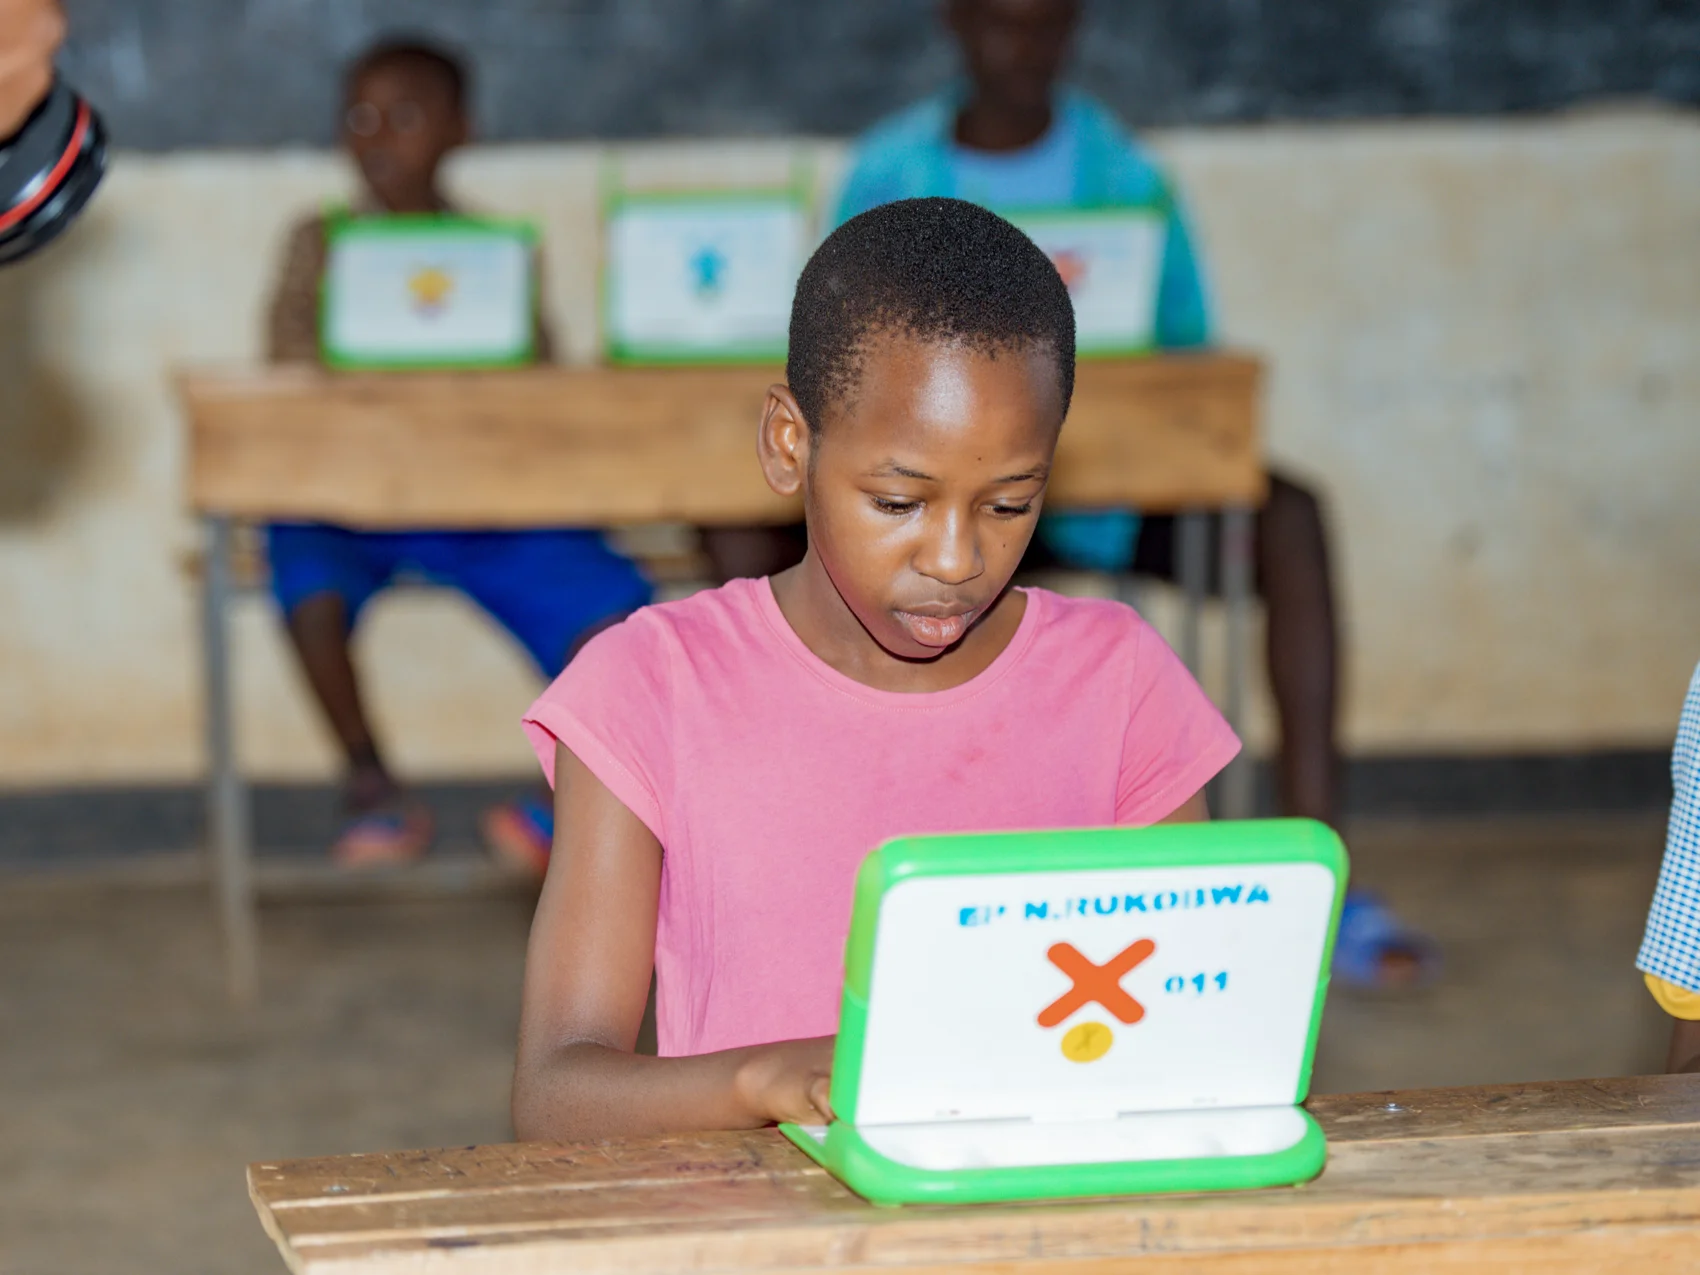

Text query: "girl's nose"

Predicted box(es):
[915, 508, 982, 586]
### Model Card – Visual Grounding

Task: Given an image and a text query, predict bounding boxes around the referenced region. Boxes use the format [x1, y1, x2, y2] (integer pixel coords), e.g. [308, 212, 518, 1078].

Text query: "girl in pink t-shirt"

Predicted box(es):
[512, 199, 1239, 1142]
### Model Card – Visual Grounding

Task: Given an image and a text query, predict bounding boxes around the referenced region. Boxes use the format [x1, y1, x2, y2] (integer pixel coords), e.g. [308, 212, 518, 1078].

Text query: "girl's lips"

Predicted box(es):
[895, 609, 975, 648]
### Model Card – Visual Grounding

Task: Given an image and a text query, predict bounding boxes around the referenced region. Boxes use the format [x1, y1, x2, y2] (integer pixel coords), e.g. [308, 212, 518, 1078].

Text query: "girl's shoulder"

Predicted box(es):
[522, 579, 779, 823]
[1018, 587, 1182, 691]
[606, 574, 763, 631]
[567, 576, 776, 682]
[1022, 586, 1153, 646]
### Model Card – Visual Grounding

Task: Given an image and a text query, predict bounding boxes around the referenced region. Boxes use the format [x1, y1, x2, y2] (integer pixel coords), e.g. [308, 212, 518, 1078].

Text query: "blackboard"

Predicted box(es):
[58, 0, 1700, 151]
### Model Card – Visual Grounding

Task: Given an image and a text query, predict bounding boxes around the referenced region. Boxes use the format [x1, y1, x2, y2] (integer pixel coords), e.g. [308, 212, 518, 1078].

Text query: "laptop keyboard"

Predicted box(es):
[848, 1105, 1310, 1171]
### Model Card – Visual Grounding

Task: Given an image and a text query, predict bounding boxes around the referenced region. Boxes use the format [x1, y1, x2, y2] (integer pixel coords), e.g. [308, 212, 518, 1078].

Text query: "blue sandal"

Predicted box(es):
[1332, 890, 1441, 991]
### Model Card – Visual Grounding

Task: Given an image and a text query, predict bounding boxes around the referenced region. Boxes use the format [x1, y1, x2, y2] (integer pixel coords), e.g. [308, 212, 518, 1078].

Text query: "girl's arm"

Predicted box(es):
[511, 744, 832, 1143]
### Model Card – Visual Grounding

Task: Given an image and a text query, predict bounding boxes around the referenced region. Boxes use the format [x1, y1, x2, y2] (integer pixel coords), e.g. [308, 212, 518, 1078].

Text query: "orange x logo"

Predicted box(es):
[1037, 939, 1156, 1028]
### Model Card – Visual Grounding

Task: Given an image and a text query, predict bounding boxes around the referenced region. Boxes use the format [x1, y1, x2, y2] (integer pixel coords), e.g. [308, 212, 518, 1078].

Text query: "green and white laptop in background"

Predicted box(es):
[1000, 204, 1166, 356]
[782, 820, 1348, 1205]
[600, 184, 812, 365]
[320, 211, 538, 370]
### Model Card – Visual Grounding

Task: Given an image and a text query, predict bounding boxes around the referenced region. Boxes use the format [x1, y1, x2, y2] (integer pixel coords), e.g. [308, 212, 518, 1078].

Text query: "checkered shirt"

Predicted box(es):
[1638, 661, 1700, 993]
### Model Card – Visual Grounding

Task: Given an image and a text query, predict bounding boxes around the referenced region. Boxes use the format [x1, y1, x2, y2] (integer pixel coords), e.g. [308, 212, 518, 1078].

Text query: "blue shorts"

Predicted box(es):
[265, 524, 653, 676]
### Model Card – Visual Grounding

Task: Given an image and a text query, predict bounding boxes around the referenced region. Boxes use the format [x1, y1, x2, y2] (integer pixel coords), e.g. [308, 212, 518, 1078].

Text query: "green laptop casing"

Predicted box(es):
[781, 819, 1348, 1205]
[319, 210, 540, 371]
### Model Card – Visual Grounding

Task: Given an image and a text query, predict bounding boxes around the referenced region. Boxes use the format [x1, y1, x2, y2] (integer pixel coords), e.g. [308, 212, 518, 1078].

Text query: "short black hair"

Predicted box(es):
[347, 37, 469, 115]
[787, 197, 1076, 434]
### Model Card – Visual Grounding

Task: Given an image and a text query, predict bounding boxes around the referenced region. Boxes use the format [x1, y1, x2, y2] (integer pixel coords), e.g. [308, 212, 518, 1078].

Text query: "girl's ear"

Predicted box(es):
[757, 385, 811, 497]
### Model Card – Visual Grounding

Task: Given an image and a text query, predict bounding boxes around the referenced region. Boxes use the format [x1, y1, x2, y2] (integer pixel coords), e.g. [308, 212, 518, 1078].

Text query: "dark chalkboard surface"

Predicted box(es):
[58, 0, 1700, 151]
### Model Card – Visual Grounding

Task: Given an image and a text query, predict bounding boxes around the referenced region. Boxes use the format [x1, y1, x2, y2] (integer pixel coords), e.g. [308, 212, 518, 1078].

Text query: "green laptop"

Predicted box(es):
[781, 819, 1348, 1205]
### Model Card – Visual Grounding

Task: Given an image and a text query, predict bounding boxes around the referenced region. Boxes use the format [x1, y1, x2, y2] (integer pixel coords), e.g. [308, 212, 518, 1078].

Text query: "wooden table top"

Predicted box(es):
[180, 354, 1265, 527]
[249, 1074, 1700, 1274]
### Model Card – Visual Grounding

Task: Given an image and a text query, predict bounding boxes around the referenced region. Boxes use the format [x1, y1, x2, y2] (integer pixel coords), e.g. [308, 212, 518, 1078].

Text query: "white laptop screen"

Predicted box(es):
[324, 226, 532, 365]
[851, 861, 1337, 1127]
[605, 199, 807, 354]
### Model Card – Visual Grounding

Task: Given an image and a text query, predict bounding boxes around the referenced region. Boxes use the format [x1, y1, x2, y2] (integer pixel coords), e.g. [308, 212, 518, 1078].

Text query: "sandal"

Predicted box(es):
[331, 806, 433, 869]
[480, 797, 554, 879]
[1332, 889, 1441, 992]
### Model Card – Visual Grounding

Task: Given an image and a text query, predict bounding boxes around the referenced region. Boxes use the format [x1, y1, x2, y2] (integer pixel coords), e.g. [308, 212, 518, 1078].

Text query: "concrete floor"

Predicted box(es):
[0, 815, 1676, 1275]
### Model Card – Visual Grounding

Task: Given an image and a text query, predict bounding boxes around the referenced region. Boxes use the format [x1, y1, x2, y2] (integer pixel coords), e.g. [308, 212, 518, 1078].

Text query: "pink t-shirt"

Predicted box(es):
[523, 578, 1238, 1058]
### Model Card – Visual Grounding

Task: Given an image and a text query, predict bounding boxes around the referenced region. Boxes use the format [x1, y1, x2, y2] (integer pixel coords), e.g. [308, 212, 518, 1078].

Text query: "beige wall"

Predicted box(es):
[1, 109, 1696, 786]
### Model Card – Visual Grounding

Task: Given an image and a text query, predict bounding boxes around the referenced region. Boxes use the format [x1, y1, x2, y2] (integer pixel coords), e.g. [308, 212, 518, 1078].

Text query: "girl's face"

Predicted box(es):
[795, 335, 1062, 662]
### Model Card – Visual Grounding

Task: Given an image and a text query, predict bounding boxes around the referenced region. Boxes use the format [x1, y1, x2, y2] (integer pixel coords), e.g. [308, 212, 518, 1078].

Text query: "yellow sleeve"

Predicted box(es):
[1645, 973, 1700, 1020]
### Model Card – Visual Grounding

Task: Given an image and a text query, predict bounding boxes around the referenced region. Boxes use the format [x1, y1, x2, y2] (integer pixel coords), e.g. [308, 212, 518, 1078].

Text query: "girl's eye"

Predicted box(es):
[345, 103, 381, 136]
[871, 496, 920, 515]
[989, 502, 1035, 518]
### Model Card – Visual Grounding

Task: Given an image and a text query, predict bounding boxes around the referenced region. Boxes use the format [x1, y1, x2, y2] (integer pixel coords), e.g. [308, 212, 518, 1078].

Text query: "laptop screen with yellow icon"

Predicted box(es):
[321, 212, 537, 370]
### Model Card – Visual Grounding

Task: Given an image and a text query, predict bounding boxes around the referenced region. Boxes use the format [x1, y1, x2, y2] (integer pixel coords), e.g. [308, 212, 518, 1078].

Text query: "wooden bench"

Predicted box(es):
[247, 1073, 1700, 1273]
[180, 354, 1266, 1003]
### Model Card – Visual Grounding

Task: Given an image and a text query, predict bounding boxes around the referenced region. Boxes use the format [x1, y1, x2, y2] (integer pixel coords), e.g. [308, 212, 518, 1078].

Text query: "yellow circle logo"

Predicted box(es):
[1060, 1021, 1114, 1063]
[407, 266, 455, 313]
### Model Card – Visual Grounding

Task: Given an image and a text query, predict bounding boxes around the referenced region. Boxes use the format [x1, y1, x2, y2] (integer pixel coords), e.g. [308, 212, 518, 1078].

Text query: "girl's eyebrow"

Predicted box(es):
[867, 461, 936, 481]
[866, 462, 1051, 483]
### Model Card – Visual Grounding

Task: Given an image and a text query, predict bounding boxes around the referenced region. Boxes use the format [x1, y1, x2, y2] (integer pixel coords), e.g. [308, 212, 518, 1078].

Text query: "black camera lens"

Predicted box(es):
[0, 78, 107, 266]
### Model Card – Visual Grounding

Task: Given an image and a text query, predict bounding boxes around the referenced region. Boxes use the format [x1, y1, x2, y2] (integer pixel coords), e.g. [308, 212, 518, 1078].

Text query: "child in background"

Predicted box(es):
[703, 0, 1337, 847]
[511, 198, 1240, 1141]
[808, 0, 1430, 990]
[1637, 661, 1700, 1074]
[264, 38, 650, 869]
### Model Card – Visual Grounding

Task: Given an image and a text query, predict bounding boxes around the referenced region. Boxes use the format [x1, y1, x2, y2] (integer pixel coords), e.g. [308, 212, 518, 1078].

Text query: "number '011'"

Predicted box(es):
[1164, 972, 1229, 994]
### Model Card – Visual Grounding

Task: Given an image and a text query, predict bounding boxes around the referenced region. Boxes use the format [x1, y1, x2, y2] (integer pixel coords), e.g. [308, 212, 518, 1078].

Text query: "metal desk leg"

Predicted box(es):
[1219, 507, 1255, 819]
[202, 516, 259, 1004]
[1176, 510, 1209, 676]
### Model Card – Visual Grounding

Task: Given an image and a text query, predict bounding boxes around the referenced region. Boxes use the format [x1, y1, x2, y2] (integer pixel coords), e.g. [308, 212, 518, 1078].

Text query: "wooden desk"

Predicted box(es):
[184, 356, 1264, 526]
[181, 356, 1265, 1003]
[248, 1074, 1700, 1274]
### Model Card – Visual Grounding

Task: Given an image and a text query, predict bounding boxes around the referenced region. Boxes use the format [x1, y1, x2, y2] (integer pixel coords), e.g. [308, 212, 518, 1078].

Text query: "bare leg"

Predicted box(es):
[283, 592, 394, 813]
[1257, 479, 1429, 985]
[1251, 479, 1339, 829]
[1255, 475, 1340, 828]
[1126, 482, 1339, 825]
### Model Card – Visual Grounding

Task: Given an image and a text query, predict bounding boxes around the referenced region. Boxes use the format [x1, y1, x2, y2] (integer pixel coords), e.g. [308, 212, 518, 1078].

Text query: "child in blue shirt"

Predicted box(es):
[264, 39, 650, 869]
[701, 0, 1433, 988]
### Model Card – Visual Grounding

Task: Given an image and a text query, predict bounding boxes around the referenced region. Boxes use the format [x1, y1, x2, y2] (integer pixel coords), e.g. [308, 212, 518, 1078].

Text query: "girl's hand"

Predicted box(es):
[734, 1036, 836, 1125]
